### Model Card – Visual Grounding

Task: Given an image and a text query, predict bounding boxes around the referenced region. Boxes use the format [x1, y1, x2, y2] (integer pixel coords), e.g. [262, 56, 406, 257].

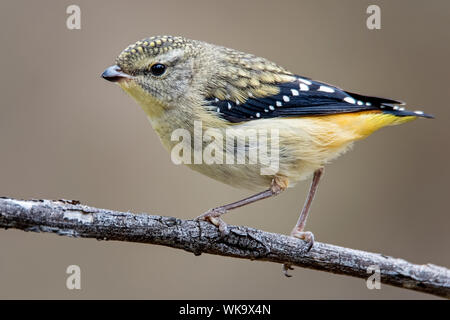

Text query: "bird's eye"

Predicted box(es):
[150, 63, 166, 76]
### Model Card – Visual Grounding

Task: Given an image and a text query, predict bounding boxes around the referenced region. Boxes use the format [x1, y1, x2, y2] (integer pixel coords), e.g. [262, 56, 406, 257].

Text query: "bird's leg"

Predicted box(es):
[283, 167, 324, 277]
[196, 177, 288, 235]
[291, 167, 324, 244]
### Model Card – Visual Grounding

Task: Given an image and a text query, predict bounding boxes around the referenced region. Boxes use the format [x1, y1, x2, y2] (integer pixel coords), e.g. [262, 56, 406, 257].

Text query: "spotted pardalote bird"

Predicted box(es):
[102, 36, 432, 275]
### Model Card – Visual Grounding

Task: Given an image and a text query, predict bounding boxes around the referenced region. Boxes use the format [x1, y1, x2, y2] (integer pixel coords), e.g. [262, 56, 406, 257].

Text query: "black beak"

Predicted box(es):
[101, 65, 132, 82]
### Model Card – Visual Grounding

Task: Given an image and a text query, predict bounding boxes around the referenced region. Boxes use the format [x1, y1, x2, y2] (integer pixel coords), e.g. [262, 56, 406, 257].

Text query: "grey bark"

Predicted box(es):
[0, 197, 449, 298]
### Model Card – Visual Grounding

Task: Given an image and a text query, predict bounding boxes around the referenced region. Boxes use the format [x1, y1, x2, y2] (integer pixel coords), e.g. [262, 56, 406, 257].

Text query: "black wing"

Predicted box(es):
[205, 76, 432, 123]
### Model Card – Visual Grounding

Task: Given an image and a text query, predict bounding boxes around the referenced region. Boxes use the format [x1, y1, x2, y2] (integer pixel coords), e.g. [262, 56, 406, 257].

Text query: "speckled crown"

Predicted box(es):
[115, 35, 191, 70]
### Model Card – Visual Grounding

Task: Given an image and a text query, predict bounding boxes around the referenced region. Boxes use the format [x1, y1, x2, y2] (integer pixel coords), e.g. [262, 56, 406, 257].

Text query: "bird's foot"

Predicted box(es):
[282, 230, 315, 277]
[291, 230, 315, 252]
[196, 206, 227, 220]
[195, 207, 229, 236]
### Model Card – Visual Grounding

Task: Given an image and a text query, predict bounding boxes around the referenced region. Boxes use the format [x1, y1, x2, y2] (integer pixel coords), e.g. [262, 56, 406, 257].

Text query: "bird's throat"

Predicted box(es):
[118, 81, 168, 120]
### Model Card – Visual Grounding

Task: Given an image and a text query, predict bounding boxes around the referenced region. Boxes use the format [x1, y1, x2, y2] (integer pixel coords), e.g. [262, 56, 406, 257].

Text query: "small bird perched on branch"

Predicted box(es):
[102, 36, 432, 275]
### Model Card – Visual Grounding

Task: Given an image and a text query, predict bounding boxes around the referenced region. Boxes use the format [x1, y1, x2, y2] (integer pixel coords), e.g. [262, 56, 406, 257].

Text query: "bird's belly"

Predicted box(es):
[182, 116, 362, 190]
[186, 162, 273, 191]
[151, 111, 397, 191]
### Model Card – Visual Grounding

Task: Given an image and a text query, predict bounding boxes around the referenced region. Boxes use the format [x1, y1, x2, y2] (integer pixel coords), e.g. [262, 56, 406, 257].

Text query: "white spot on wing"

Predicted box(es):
[299, 78, 312, 85]
[227, 102, 232, 110]
[283, 95, 290, 102]
[299, 83, 309, 91]
[318, 85, 334, 93]
[357, 101, 363, 105]
[276, 101, 282, 107]
[414, 110, 424, 115]
[269, 105, 275, 111]
[256, 112, 260, 118]
[291, 89, 299, 96]
[344, 97, 356, 104]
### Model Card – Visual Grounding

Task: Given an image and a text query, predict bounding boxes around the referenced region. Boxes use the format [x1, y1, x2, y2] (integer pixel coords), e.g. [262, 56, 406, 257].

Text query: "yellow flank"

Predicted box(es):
[309, 111, 417, 140]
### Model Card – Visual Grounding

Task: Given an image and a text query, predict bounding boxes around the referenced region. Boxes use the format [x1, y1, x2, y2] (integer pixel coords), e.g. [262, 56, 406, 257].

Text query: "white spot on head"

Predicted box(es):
[318, 85, 334, 93]
[299, 83, 309, 91]
[291, 89, 299, 96]
[276, 101, 282, 107]
[227, 102, 232, 110]
[269, 105, 275, 111]
[344, 97, 356, 104]
[283, 95, 290, 102]
[299, 78, 312, 85]
[357, 100, 363, 106]
[414, 110, 424, 115]
[256, 112, 260, 118]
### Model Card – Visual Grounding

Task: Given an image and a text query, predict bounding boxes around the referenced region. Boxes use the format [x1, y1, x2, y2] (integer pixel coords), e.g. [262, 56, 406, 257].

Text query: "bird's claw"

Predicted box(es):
[291, 230, 315, 252]
[207, 216, 230, 236]
[195, 208, 229, 237]
[281, 231, 315, 277]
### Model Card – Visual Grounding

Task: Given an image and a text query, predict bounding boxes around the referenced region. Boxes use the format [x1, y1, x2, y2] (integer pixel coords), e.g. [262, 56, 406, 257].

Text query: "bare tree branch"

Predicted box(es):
[0, 197, 449, 298]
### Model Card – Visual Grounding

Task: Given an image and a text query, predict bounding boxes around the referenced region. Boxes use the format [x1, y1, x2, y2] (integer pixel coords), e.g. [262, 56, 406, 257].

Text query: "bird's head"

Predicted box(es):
[102, 36, 212, 116]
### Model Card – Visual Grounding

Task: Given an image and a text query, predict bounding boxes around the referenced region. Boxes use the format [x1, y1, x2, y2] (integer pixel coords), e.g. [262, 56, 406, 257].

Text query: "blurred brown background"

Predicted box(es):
[0, 0, 449, 299]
